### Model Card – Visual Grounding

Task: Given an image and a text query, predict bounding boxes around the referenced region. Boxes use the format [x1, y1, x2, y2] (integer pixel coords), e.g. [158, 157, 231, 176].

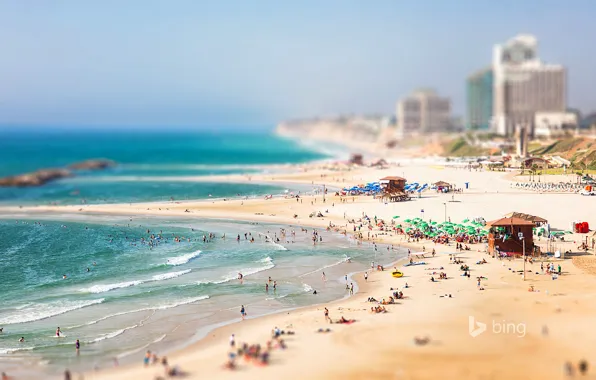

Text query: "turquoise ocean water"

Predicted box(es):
[0, 129, 404, 377]
[0, 129, 327, 204]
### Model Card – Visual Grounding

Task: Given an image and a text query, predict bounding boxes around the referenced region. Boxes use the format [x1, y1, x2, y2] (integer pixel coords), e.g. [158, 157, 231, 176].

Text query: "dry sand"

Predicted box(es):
[3, 163, 596, 380]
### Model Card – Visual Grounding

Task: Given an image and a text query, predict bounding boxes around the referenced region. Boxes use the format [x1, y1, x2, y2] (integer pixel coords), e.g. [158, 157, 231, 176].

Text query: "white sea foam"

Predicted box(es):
[89, 322, 140, 343]
[302, 283, 313, 292]
[151, 269, 191, 281]
[81, 281, 144, 294]
[201, 258, 276, 285]
[259, 256, 274, 264]
[270, 241, 288, 251]
[298, 255, 350, 278]
[166, 250, 201, 266]
[0, 346, 35, 355]
[155, 295, 210, 310]
[260, 233, 289, 251]
[79, 269, 192, 294]
[0, 299, 105, 325]
[67, 296, 209, 329]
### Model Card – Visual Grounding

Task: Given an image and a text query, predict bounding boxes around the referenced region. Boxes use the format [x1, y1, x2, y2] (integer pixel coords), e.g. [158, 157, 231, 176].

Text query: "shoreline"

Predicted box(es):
[3, 162, 596, 379]
[84, 253, 411, 380]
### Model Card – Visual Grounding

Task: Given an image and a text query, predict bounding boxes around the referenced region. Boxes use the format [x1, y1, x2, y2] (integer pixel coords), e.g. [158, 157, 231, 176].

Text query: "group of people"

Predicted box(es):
[143, 350, 182, 377]
[225, 328, 289, 370]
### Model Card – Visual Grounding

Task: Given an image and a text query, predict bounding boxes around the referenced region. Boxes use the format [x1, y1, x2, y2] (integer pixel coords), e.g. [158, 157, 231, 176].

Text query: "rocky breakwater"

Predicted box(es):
[0, 159, 115, 187]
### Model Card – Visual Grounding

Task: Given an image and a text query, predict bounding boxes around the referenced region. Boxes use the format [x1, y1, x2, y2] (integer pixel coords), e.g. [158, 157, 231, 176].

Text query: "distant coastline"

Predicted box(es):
[275, 118, 392, 159]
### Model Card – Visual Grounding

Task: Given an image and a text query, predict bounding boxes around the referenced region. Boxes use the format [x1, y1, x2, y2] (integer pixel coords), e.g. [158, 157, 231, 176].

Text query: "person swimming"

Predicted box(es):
[62, 275, 67, 280]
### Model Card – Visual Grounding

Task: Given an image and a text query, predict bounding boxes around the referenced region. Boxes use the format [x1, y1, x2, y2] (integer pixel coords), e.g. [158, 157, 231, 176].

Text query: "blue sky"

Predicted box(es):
[0, 0, 594, 128]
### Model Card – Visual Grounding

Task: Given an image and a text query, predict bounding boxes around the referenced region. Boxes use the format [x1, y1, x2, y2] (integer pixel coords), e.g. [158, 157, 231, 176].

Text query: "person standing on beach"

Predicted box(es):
[229, 334, 235, 348]
[240, 305, 246, 320]
[364, 272, 368, 282]
[324, 307, 330, 323]
[322, 272, 326, 282]
[75, 340, 80, 355]
[350, 283, 354, 295]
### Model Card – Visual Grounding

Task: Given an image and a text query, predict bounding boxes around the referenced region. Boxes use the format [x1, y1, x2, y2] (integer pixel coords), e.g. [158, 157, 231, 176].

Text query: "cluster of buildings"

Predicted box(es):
[395, 34, 589, 140]
[467, 34, 575, 139]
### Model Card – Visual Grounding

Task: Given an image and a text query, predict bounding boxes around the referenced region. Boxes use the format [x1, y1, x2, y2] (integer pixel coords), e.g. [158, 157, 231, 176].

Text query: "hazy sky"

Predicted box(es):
[0, 0, 594, 128]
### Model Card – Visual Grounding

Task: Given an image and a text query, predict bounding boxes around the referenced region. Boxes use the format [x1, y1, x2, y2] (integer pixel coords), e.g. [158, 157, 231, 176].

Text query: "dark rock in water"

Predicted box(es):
[0, 159, 116, 187]
[68, 159, 115, 170]
[0, 169, 73, 187]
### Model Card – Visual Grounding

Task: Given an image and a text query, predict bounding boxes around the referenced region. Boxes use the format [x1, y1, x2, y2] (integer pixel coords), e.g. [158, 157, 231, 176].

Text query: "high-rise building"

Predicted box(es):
[396, 89, 451, 137]
[466, 67, 493, 130]
[492, 34, 566, 137]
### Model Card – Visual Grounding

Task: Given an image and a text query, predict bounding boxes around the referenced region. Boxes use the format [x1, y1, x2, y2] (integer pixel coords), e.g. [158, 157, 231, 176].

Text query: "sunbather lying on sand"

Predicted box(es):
[336, 316, 356, 324]
[413, 336, 431, 346]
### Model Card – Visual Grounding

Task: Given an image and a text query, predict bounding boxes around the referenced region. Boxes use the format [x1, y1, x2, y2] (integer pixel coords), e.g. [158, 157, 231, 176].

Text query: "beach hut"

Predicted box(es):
[433, 181, 452, 192]
[379, 176, 409, 202]
[487, 217, 535, 257]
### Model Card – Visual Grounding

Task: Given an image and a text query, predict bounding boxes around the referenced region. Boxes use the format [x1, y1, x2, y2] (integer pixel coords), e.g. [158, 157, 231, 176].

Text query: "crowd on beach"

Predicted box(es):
[512, 181, 585, 193]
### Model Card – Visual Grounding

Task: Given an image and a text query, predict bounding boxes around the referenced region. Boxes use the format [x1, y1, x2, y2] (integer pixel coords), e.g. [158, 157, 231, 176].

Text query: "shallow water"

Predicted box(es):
[0, 215, 406, 375]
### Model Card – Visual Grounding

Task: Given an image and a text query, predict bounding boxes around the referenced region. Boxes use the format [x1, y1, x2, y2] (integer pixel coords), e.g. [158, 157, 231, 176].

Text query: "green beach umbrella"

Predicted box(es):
[393, 216, 400, 219]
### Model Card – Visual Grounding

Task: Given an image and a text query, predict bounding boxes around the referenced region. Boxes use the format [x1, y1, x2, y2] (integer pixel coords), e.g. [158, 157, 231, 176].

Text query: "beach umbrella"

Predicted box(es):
[393, 216, 400, 219]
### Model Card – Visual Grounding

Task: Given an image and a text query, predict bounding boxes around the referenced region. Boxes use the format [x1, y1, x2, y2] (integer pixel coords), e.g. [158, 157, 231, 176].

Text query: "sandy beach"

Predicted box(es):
[3, 163, 596, 379]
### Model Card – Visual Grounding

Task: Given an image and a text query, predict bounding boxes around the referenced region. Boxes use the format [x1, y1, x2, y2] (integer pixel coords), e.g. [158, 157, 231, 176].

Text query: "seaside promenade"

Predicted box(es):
[3, 163, 596, 379]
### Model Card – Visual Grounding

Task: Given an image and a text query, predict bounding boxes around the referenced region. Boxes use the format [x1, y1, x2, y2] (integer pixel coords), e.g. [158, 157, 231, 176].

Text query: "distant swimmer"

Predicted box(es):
[62, 275, 67, 280]
[237, 273, 243, 280]
[265, 283, 269, 292]
[313, 290, 318, 295]
[56, 327, 62, 337]
[19, 337, 24, 343]
[268, 276, 272, 283]
[86, 268, 90, 272]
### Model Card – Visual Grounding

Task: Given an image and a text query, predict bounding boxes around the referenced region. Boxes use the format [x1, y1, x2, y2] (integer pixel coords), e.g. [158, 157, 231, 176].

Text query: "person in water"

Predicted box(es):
[240, 305, 246, 320]
[56, 327, 62, 337]
[19, 337, 24, 343]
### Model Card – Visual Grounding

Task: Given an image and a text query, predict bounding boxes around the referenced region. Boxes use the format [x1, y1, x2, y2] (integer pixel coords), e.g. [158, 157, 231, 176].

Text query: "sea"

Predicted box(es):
[0, 128, 405, 377]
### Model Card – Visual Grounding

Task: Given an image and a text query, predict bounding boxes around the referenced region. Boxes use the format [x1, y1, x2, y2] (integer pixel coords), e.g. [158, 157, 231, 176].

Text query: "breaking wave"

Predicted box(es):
[166, 250, 202, 266]
[79, 269, 192, 294]
[0, 299, 105, 325]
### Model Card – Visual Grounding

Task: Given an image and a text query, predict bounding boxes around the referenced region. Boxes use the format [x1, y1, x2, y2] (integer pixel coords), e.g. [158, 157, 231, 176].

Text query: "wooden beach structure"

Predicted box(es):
[433, 181, 452, 192]
[504, 211, 548, 227]
[379, 176, 409, 202]
[487, 217, 536, 257]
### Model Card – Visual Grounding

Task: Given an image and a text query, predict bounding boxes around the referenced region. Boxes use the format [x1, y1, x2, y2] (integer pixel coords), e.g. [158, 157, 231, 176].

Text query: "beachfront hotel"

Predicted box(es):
[395, 89, 451, 138]
[491, 34, 567, 137]
[466, 67, 494, 131]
